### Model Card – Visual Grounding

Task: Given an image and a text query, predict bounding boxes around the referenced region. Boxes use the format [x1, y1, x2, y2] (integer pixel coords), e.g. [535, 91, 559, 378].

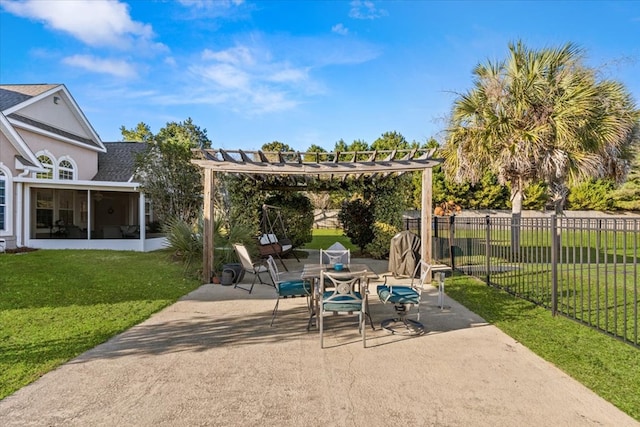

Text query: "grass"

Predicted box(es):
[446, 274, 640, 421]
[301, 228, 357, 252]
[0, 249, 201, 399]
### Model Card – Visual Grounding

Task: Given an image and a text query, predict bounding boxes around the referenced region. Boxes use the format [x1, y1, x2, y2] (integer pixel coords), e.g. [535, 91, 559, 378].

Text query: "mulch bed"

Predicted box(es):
[2, 247, 39, 254]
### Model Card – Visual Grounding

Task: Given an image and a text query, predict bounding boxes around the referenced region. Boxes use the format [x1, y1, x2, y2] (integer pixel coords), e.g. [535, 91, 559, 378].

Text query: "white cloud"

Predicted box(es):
[248, 88, 298, 113]
[349, 0, 388, 20]
[62, 55, 138, 79]
[2, 0, 165, 51]
[177, 0, 247, 19]
[268, 67, 308, 84]
[179, 0, 244, 8]
[186, 43, 313, 113]
[192, 63, 251, 90]
[201, 46, 255, 66]
[332, 23, 349, 35]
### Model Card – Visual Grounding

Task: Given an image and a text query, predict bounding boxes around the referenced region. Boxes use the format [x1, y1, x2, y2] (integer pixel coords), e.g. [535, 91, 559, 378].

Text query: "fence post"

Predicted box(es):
[449, 214, 456, 270]
[551, 214, 558, 316]
[485, 215, 491, 285]
[433, 216, 438, 238]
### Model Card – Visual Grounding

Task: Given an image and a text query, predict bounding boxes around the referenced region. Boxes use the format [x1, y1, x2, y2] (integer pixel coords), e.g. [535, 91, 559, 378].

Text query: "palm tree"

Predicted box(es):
[442, 41, 639, 217]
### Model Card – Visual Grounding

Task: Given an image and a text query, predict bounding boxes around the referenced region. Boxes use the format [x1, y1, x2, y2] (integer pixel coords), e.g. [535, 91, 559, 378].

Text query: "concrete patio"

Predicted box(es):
[0, 253, 637, 426]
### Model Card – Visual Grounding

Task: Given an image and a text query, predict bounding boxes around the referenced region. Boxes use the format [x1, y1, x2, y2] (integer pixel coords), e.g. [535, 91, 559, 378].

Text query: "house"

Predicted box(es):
[0, 83, 165, 252]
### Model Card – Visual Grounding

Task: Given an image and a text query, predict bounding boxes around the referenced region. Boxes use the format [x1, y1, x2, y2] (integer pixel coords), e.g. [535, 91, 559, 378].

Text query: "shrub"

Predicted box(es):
[338, 198, 375, 252]
[567, 179, 615, 210]
[365, 221, 400, 259]
[263, 193, 314, 248]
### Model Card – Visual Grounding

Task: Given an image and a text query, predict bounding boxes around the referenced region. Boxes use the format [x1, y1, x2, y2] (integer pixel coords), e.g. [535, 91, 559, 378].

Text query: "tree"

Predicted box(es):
[130, 119, 210, 224]
[442, 40, 639, 216]
[303, 144, 328, 162]
[371, 131, 412, 152]
[262, 141, 296, 162]
[120, 122, 154, 143]
[156, 118, 211, 149]
[612, 146, 640, 210]
[338, 198, 374, 252]
[335, 138, 370, 161]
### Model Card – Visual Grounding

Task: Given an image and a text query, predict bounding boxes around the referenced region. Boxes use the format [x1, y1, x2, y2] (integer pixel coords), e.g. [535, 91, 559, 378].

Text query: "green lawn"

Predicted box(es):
[0, 249, 201, 399]
[301, 228, 357, 251]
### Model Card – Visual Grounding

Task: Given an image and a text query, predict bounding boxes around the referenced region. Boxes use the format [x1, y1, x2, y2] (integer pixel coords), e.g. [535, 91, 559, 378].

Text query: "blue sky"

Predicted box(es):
[1, 0, 639, 151]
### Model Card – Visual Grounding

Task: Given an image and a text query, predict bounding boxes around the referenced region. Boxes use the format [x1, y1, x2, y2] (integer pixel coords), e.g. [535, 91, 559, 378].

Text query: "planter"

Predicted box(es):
[220, 263, 244, 286]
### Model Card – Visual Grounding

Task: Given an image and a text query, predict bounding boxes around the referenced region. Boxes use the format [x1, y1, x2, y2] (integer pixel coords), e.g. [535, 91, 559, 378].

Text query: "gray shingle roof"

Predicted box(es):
[8, 113, 102, 149]
[93, 142, 149, 182]
[0, 84, 59, 110]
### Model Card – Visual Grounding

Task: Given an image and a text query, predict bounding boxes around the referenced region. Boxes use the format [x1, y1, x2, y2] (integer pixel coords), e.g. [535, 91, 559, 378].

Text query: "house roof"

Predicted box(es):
[0, 84, 106, 153]
[93, 142, 148, 182]
[0, 84, 59, 110]
[7, 113, 102, 149]
[0, 112, 43, 170]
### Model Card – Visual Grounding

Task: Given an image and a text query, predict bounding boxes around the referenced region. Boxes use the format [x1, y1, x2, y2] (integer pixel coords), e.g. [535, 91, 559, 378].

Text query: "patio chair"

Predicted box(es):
[320, 245, 350, 266]
[266, 256, 311, 326]
[376, 259, 432, 336]
[232, 243, 269, 294]
[319, 270, 368, 348]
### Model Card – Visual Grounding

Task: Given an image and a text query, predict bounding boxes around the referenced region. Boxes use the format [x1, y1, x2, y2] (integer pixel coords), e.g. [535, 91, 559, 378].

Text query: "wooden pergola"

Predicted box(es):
[192, 148, 442, 283]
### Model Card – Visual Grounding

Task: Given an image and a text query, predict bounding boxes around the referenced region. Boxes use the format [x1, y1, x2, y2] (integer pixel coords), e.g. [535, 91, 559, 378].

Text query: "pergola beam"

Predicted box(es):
[191, 158, 440, 175]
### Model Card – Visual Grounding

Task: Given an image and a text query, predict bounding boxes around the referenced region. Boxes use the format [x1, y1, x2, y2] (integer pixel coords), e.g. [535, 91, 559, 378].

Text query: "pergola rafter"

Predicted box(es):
[191, 148, 441, 283]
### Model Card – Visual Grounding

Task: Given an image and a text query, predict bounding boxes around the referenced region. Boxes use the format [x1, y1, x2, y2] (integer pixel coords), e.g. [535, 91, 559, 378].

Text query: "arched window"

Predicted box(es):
[36, 155, 54, 179]
[0, 169, 6, 231]
[58, 159, 74, 180]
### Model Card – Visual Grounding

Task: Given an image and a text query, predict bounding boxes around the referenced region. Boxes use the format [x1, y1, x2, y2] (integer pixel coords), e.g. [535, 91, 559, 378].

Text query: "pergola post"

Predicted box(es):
[203, 168, 215, 284]
[421, 168, 433, 281]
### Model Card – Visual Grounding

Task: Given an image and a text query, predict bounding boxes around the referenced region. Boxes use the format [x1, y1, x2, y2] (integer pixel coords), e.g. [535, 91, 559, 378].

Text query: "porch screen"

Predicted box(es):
[36, 189, 53, 228]
[0, 171, 5, 231]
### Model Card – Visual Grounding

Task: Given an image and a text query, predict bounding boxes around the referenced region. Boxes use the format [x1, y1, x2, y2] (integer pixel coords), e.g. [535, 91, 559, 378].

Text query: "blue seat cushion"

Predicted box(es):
[377, 285, 420, 305]
[322, 291, 362, 312]
[278, 280, 310, 297]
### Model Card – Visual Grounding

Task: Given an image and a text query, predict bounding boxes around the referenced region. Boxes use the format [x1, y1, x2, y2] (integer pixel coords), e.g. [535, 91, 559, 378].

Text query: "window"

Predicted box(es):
[58, 190, 74, 225]
[35, 189, 54, 228]
[58, 160, 74, 180]
[0, 170, 6, 231]
[36, 155, 54, 179]
[80, 199, 88, 224]
[145, 200, 152, 225]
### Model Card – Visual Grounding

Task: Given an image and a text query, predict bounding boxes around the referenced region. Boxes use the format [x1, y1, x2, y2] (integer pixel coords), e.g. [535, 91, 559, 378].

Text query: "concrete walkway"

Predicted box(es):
[1, 254, 637, 426]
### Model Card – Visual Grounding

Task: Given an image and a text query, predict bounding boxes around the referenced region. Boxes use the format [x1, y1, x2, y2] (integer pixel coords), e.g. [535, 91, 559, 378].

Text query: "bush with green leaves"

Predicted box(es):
[163, 217, 202, 274]
[366, 221, 400, 259]
[164, 215, 257, 276]
[567, 179, 616, 210]
[338, 198, 375, 252]
[263, 192, 314, 248]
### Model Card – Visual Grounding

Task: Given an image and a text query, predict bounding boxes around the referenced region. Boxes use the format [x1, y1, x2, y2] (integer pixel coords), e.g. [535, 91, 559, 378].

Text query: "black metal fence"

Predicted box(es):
[408, 215, 639, 348]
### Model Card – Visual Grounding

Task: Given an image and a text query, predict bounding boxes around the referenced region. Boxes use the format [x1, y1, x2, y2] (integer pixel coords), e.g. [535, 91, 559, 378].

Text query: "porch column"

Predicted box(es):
[16, 182, 23, 246]
[87, 190, 92, 240]
[202, 168, 215, 284]
[421, 168, 433, 281]
[138, 192, 146, 240]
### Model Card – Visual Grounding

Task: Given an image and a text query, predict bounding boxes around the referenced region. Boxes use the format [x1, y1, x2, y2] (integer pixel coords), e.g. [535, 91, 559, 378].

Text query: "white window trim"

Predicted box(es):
[58, 156, 77, 180]
[34, 150, 55, 179]
[33, 151, 78, 182]
[0, 164, 13, 236]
